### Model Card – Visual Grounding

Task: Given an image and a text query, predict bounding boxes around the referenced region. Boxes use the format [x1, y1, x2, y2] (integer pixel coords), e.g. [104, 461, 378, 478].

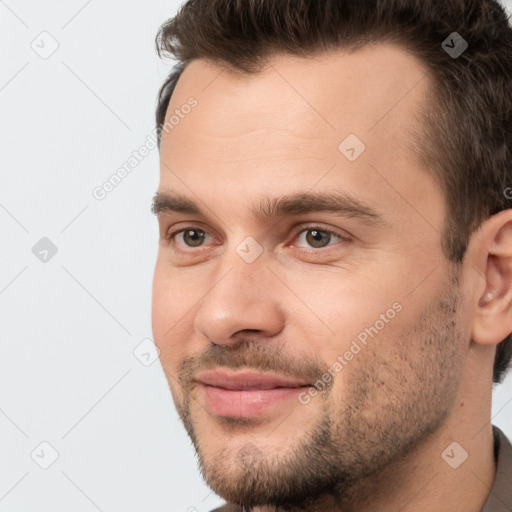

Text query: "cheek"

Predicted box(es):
[288, 272, 404, 349]
[151, 263, 188, 367]
[152, 257, 191, 329]
[299, 296, 411, 402]
[151, 266, 171, 344]
[325, 309, 412, 410]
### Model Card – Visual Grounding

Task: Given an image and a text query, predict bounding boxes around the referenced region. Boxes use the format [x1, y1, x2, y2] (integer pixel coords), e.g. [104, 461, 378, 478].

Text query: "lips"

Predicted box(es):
[194, 369, 313, 417]
[194, 370, 311, 390]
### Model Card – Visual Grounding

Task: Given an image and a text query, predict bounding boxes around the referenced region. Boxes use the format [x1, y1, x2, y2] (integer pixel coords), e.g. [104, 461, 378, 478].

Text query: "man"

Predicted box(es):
[150, 0, 512, 510]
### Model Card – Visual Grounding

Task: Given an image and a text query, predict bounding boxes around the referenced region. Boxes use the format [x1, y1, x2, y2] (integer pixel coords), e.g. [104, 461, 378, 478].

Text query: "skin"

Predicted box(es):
[151, 44, 512, 511]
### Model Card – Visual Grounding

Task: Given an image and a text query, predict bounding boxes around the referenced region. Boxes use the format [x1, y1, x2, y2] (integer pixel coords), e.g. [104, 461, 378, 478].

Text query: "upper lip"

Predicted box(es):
[194, 370, 311, 390]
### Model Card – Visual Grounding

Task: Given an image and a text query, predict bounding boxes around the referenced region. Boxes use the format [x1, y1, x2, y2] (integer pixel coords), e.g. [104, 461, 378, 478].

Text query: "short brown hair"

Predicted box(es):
[154, 0, 512, 384]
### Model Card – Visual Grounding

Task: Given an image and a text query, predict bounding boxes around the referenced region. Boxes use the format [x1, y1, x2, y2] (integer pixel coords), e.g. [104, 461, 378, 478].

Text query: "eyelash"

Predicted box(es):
[162, 224, 350, 254]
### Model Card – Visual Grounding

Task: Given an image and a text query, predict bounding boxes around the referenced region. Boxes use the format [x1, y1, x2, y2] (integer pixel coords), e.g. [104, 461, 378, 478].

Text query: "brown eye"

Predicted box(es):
[304, 229, 333, 249]
[179, 229, 207, 247]
[294, 227, 345, 250]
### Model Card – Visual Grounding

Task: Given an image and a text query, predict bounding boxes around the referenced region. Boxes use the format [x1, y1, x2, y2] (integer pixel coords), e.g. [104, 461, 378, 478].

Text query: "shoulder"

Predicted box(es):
[480, 425, 512, 512]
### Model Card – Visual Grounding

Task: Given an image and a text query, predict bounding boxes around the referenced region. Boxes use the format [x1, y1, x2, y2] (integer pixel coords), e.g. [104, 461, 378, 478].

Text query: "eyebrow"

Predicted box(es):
[151, 191, 388, 228]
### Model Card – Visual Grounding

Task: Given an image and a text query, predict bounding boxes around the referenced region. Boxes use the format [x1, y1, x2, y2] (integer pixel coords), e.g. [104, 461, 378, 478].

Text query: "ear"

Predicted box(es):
[471, 210, 512, 346]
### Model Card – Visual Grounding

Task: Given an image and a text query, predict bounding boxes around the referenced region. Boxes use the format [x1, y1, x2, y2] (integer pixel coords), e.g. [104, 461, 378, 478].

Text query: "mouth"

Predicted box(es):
[194, 369, 313, 417]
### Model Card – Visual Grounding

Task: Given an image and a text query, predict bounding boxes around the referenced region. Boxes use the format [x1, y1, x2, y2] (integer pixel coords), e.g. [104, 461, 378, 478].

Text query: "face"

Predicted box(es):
[152, 45, 472, 509]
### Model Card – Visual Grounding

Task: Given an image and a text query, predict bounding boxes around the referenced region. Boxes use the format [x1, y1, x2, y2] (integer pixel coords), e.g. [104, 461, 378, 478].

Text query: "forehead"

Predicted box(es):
[163, 43, 429, 142]
[158, 43, 444, 231]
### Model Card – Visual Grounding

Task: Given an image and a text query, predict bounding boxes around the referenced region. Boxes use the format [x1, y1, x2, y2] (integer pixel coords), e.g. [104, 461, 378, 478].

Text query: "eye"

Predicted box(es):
[163, 224, 349, 253]
[292, 227, 347, 250]
[165, 228, 210, 248]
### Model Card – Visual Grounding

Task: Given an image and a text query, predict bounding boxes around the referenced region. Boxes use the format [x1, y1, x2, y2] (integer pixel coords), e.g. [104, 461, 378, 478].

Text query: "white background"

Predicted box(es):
[1, 1, 511, 511]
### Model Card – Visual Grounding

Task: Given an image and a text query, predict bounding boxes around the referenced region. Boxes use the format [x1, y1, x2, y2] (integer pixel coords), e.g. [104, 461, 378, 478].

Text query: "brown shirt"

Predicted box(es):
[210, 424, 512, 512]
[481, 425, 512, 512]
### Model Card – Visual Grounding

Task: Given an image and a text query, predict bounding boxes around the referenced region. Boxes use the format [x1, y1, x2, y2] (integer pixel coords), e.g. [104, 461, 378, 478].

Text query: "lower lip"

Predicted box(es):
[200, 384, 311, 417]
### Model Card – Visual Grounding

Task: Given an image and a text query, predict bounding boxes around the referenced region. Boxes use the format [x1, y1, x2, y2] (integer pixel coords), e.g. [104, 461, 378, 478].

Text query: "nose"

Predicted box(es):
[193, 251, 286, 347]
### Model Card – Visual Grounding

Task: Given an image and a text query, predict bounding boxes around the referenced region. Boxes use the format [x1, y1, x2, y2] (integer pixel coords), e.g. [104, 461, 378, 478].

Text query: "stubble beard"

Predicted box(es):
[170, 269, 465, 511]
